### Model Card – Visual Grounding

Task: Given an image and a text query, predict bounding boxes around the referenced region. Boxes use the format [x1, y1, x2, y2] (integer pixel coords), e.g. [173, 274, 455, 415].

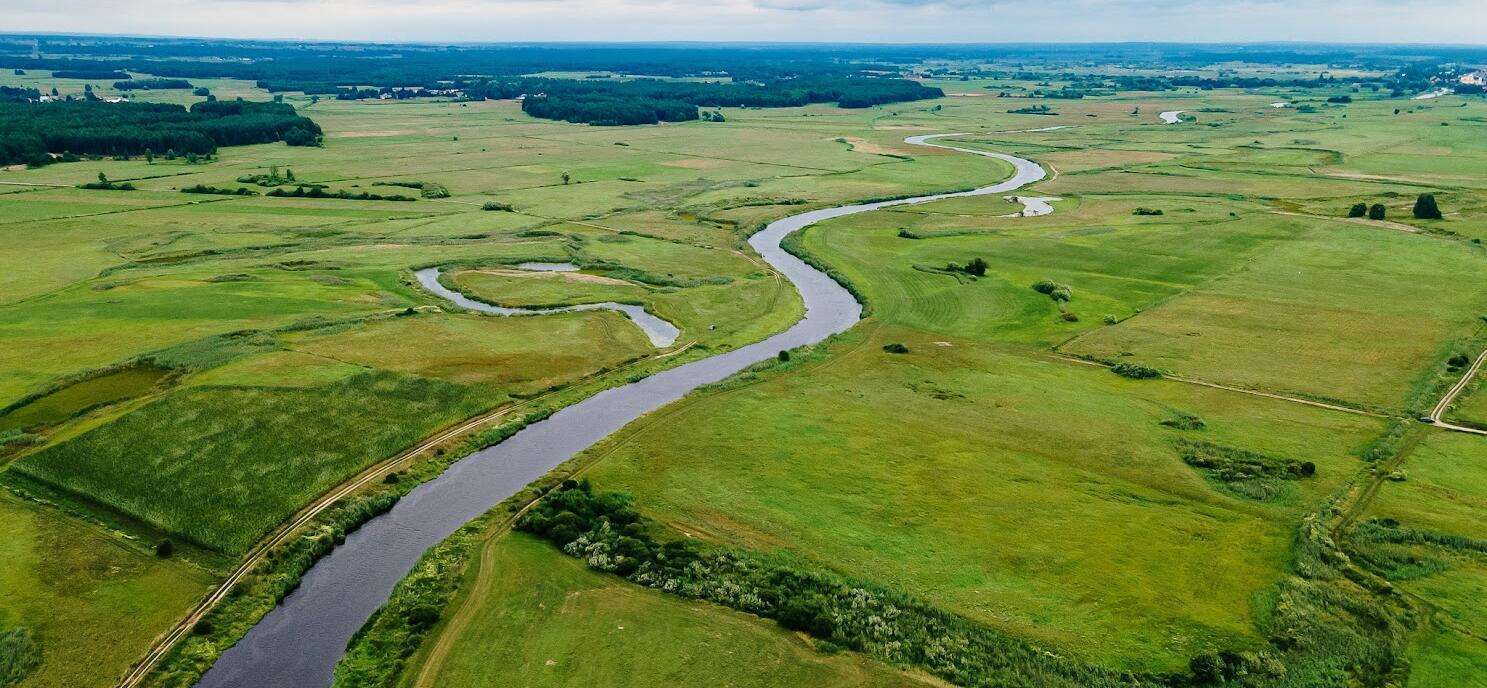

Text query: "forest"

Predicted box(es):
[0, 99, 321, 165]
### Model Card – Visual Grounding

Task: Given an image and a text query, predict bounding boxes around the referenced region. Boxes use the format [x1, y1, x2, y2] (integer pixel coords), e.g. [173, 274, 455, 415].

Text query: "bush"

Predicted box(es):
[1412, 193, 1442, 219]
[1368, 203, 1387, 220]
[777, 350, 790, 362]
[1347, 202, 1368, 218]
[0, 627, 41, 686]
[1132, 207, 1164, 216]
[882, 343, 910, 354]
[155, 539, 175, 558]
[1111, 362, 1160, 379]
[482, 201, 514, 211]
[964, 257, 988, 276]
[282, 126, 321, 147]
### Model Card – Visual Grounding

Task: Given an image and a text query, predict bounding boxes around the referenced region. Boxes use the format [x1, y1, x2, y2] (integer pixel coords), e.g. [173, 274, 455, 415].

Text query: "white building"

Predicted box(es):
[1460, 71, 1487, 86]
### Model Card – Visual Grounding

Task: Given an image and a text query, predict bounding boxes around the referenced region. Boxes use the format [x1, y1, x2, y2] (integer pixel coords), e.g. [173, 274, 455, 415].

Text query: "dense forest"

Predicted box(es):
[0, 99, 321, 166]
[113, 78, 193, 90]
[473, 76, 943, 125]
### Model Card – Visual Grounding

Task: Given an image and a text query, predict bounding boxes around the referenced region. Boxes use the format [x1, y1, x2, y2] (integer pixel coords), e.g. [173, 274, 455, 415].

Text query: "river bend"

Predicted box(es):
[195, 133, 1049, 687]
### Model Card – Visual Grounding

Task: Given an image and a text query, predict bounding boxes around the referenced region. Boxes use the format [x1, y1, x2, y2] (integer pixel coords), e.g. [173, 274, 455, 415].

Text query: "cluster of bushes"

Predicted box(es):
[1032, 279, 1072, 302]
[1008, 104, 1056, 115]
[77, 172, 135, 191]
[237, 166, 298, 186]
[1347, 194, 1443, 221]
[1111, 362, 1161, 379]
[1159, 412, 1206, 431]
[0, 99, 322, 166]
[0, 86, 39, 103]
[1176, 438, 1314, 501]
[481, 201, 514, 212]
[113, 78, 193, 90]
[1346, 202, 1386, 220]
[1132, 207, 1164, 216]
[518, 481, 1163, 688]
[945, 257, 988, 277]
[266, 186, 415, 201]
[182, 184, 257, 196]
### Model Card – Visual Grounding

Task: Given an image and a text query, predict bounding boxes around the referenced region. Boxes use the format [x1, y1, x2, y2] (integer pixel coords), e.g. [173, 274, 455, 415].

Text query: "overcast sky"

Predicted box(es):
[4, 0, 1485, 44]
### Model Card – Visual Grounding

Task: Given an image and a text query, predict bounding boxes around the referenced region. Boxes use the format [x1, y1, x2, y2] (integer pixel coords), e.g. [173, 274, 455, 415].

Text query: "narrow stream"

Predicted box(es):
[195, 134, 1049, 688]
[414, 267, 680, 348]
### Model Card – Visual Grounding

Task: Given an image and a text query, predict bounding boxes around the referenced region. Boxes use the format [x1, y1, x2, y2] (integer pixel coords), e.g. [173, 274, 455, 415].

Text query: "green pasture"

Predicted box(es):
[421, 533, 931, 688]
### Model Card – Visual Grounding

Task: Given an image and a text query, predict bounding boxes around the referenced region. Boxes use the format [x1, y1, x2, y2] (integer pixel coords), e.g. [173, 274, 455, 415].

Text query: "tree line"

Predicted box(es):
[0, 99, 322, 166]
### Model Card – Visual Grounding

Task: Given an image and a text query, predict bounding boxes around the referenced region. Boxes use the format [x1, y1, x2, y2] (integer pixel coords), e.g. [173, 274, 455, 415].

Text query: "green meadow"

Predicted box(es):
[394, 73, 1487, 688]
[2, 58, 1486, 688]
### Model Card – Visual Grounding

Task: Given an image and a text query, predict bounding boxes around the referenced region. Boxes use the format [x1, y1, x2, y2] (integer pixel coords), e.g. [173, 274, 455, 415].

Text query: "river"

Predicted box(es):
[194, 133, 1049, 688]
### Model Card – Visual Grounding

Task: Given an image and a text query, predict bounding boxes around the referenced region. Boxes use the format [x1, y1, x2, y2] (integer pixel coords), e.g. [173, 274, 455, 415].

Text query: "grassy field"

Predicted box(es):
[380, 71, 1487, 687]
[0, 492, 211, 688]
[420, 533, 934, 688]
[4, 63, 1487, 687]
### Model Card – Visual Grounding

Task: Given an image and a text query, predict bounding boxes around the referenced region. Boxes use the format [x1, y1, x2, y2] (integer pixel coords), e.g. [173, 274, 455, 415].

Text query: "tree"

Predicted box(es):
[1347, 202, 1367, 218]
[965, 257, 988, 277]
[1368, 203, 1387, 220]
[561, 170, 571, 185]
[1413, 193, 1443, 219]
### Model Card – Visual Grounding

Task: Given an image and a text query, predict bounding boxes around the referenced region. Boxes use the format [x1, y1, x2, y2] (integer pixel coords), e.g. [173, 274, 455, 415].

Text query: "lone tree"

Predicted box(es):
[965, 257, 988, 277]
[1413, 193, 1443, 220]
[1347, 202, 1368, 218]
[1368, 203, 1387, 220]
[561, 171, 571, 185]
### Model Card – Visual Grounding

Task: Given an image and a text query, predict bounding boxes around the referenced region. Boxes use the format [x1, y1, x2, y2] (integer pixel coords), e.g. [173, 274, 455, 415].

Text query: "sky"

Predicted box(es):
[3, 0, 1485, 45]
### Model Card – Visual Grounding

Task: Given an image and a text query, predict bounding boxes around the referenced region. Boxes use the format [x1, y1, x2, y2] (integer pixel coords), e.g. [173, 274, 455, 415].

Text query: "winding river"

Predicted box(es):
[195, 134, 1049, 688]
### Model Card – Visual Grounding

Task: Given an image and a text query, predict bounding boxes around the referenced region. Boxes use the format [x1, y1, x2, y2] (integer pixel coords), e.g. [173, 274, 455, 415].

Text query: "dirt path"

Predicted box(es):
[1052, 354, 1389, 418]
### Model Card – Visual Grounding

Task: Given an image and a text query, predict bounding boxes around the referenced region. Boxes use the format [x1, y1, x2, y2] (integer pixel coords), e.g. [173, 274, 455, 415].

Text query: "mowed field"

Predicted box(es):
[403, 78, 1487, 686]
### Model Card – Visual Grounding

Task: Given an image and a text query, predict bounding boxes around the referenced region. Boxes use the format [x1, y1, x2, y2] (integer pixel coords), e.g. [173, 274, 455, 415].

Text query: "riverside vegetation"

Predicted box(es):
[0, 38, 1485, 688]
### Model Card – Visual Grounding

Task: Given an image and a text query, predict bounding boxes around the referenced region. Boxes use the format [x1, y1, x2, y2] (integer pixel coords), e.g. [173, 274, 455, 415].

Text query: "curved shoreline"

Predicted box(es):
[193, 134, 1049, 688]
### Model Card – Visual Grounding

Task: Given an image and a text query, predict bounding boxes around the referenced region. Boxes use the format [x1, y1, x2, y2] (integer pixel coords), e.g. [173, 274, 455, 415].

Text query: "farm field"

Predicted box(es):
[390, 67, 1487, 688]
[1, 42, 1486, 688]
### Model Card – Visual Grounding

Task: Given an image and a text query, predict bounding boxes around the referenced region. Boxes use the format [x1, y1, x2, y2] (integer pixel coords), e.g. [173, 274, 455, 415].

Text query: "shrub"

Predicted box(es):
[777, 350, 790, 362]
[1160, 412, 1206, 430]
[1368, 203, 1386, 220]
[964, 257, 988, 276]
[1102, 314, 1118, 325]
[0, 627, 41, 686]
[1132, 207, 1164, 216]
[1060, 312, 1079, 322]
[1447, 353, 1470, 369]
[882, 343, 910, 354]
[1412, 193, 1443, 219]
[1032, 279, 1058, 294]
[482, 201, 514, 211]
[155, 539, 175, 558]
[1111, 362, 1160, 379]
[896, 228, 920, 239]
[283, 126, 321, 147]
[1347, 202, 1368, 218]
